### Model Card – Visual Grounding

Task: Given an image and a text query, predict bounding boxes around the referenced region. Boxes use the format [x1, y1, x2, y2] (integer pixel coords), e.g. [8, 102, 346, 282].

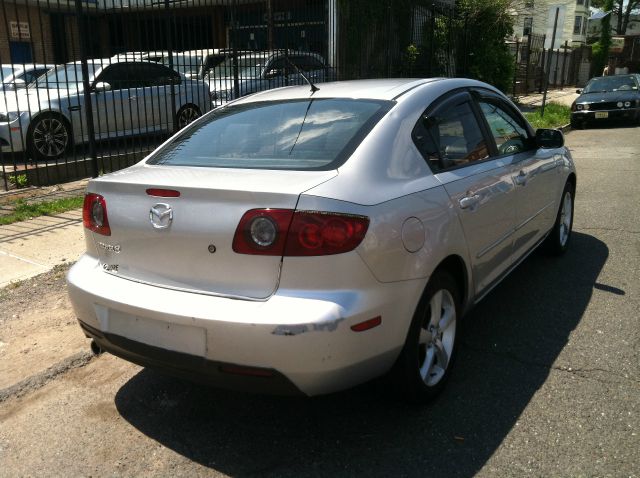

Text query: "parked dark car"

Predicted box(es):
[571, 74, 640, 128]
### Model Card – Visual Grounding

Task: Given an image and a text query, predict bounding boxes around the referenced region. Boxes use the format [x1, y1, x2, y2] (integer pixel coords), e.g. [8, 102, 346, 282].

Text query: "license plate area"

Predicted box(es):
[107, 309, 206, 356]
[595, 112, 609, 119]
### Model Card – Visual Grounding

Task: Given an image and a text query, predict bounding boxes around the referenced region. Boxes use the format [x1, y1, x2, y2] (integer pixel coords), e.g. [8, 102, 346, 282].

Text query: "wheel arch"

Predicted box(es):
[27, 109, 73, 136]
[566, 172, 576, 192]
[431, 254, 469, 312]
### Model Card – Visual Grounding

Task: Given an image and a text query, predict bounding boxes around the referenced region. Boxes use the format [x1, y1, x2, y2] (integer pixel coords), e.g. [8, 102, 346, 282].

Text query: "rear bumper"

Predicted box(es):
[67, 254, 424, 396]
[79, 321, 303, 395]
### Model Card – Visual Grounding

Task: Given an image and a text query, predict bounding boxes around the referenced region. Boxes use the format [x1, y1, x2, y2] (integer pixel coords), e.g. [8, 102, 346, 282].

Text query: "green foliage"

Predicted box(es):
[456, 0, 515, 92]
[523, 103, 571, 129]
[592, 0, 614, 76]
[8, 173, 28, 188]
[0, 196, 84, 226]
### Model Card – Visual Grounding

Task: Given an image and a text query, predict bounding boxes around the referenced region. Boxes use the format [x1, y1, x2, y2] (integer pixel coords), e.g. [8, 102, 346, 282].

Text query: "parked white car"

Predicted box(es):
[68, 78, 576, 402]
[0, 59, 211, 159]
[0, 63, 53, 92]
[206, 51, 334, 105]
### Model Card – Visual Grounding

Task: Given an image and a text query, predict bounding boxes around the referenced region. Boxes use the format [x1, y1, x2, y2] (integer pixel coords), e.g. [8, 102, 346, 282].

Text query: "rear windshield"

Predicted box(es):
[148, 98, 393, 170]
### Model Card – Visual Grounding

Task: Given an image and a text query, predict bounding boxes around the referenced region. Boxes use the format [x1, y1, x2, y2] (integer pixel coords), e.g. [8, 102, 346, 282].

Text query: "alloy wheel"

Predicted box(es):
[418, 288, 457, 386]
[559, 190, 573, 247]
[32, 117, 68, 158]
[177, 106, 200, 129]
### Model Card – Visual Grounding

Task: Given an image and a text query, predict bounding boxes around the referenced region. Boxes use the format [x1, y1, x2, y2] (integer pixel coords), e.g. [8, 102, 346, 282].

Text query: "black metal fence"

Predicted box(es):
[510, 33, 592, 97]
[0, 0, 467, 191]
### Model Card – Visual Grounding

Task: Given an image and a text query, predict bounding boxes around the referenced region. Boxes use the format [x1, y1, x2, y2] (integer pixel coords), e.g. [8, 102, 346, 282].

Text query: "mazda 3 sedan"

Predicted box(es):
[67, 78, 576, 402]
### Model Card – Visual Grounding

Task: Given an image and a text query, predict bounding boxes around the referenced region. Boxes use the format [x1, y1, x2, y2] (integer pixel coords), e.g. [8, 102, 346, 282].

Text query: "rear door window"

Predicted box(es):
[148, 98, 393, 170]
[413, 93, 490, 172]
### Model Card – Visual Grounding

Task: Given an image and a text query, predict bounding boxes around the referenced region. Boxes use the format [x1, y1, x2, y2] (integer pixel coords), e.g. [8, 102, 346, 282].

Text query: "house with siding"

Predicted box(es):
[510, 0, 592, 48]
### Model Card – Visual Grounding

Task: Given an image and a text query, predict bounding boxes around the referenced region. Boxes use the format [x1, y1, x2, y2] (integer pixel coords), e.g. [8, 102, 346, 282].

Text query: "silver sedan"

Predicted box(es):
[0, 60, 211, 160]
[67, 78, 576, 402]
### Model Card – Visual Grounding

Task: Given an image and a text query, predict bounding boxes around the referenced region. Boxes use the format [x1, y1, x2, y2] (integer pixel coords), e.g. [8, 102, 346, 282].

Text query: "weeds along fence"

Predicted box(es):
[0, 0, 466, 191]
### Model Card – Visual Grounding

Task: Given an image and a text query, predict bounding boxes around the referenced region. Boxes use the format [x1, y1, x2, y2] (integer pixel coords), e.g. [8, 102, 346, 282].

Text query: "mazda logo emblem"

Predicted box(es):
[149, 203, 173, 229]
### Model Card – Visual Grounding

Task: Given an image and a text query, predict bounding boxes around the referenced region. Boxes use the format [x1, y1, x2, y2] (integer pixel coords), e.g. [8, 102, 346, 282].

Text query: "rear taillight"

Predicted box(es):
[83, 193, 111, 236]
[233, 209, 369, 256]
[285, 211, 369, 256]
[232, 209, 294, 255]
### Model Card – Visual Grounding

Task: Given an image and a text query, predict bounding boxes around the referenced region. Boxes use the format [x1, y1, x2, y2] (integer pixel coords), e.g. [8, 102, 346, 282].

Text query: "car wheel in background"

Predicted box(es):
[393, 270, 460, 404]
[176, 104, 201, 129]
[27, 113, 71, 161]
[544, 180, 575, 255]
[570, 118, 584, 130]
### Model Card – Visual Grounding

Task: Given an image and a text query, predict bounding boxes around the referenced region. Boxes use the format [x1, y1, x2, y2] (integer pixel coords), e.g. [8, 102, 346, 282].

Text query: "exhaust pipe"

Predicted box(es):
[90, 339, 103, 355]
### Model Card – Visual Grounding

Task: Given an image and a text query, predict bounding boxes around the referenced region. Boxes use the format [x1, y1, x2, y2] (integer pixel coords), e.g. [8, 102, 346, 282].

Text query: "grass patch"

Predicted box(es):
[0, 196, 84, 226]
[524, 102, 571, 129]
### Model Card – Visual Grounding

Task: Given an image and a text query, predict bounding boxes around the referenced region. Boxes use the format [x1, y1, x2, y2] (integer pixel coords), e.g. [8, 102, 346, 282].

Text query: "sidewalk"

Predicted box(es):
[0, 210, 85, 287]
[514, 87, 579, 109]
[0, 179, 89, 287]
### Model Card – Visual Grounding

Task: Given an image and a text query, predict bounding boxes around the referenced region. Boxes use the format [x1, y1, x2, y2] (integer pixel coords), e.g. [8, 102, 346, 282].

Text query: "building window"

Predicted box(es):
[523, 17, 533, 36]
[576, 0, 584, 5]
[525, 1, 534, 7]
[574, 16, 583, 34]
[582, 18, 587, 35]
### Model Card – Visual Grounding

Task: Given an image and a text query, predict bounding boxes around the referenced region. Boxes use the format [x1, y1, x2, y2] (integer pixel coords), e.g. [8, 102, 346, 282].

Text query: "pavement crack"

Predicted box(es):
[460, 342, 640, 387]
[0, 351, 95, 403]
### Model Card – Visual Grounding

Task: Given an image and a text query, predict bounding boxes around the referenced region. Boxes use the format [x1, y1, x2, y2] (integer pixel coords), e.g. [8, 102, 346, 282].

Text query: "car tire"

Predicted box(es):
[27, 113, 71, 161]
[393, 270, 460, 404]
[570, 118, 584, 130]
[544, 180, 575, 255]
[176, 104, 201, 129]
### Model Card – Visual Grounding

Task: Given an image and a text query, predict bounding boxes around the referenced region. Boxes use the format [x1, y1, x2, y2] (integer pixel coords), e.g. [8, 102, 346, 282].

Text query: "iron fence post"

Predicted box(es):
[164, 0, 177, 133]
[74, 0, 99, 178]
[541, 8, 560, 117]
[513, 39, 520, 97]
[560, 40, 568, 89]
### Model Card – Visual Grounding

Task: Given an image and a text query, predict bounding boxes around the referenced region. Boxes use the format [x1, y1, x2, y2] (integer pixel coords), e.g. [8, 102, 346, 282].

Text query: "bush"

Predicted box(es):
[457, 0, 515, 92]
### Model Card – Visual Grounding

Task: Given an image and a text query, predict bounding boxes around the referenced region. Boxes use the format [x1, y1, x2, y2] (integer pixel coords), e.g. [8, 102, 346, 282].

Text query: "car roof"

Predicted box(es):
[233, 78, 444, 103]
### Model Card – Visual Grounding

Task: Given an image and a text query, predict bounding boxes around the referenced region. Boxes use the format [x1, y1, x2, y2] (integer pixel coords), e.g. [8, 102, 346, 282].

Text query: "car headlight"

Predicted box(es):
[617, 101, 623, 108]
[624, 101, 631, 108]
[0, 112, 19, 123]
[577, 104, 583, 110]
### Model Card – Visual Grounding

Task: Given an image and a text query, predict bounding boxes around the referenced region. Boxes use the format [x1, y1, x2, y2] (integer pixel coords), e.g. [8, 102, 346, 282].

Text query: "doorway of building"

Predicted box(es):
[9, 41, 33, 64]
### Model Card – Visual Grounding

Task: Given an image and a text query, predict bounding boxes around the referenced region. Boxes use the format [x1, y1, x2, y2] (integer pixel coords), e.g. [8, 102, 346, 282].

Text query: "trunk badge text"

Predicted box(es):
[150, 203, 173, 229]
[98, 242, 121, 253]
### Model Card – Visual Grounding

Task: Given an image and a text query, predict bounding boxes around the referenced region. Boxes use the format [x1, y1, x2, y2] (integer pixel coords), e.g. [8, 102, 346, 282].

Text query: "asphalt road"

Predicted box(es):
[1, 123, 639, 477]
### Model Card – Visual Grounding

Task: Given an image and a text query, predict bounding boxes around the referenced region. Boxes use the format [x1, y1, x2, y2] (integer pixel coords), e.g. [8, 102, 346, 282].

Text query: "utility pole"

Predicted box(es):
[541, 7, 559, 117]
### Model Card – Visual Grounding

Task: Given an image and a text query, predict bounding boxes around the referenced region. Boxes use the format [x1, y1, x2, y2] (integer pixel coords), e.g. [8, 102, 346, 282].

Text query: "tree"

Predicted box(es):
[592, 0, 640, 35]
[456, 0, 515, 92]
[591, 0, 614, 76]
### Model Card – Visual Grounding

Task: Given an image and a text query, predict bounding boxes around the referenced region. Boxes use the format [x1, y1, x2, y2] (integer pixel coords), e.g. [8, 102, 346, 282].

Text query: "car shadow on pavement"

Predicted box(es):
[115, 232, 608, 477]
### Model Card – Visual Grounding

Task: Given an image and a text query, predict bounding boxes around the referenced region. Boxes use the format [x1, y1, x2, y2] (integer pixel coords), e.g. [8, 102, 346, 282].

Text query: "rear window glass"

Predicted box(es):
[148, 98, 393, 170]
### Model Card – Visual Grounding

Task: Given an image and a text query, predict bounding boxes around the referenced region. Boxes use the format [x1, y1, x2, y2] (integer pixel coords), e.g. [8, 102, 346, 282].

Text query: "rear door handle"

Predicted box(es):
[514, 170, 528, 186]
[459, 194, 480, 210]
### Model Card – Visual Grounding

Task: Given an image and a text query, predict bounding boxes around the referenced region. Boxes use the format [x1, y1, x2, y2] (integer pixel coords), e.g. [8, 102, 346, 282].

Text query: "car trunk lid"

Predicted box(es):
[88, 165, 337, 299]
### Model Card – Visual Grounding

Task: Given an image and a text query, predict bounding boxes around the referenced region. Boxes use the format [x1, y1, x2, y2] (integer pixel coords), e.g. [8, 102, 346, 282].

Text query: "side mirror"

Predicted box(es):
[12, 78, 26, 89]
[93, 81, 112, 93]
[575, 89, 582, 94]
[536, 128, 564, 149]
[264, 68, 283, 80]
